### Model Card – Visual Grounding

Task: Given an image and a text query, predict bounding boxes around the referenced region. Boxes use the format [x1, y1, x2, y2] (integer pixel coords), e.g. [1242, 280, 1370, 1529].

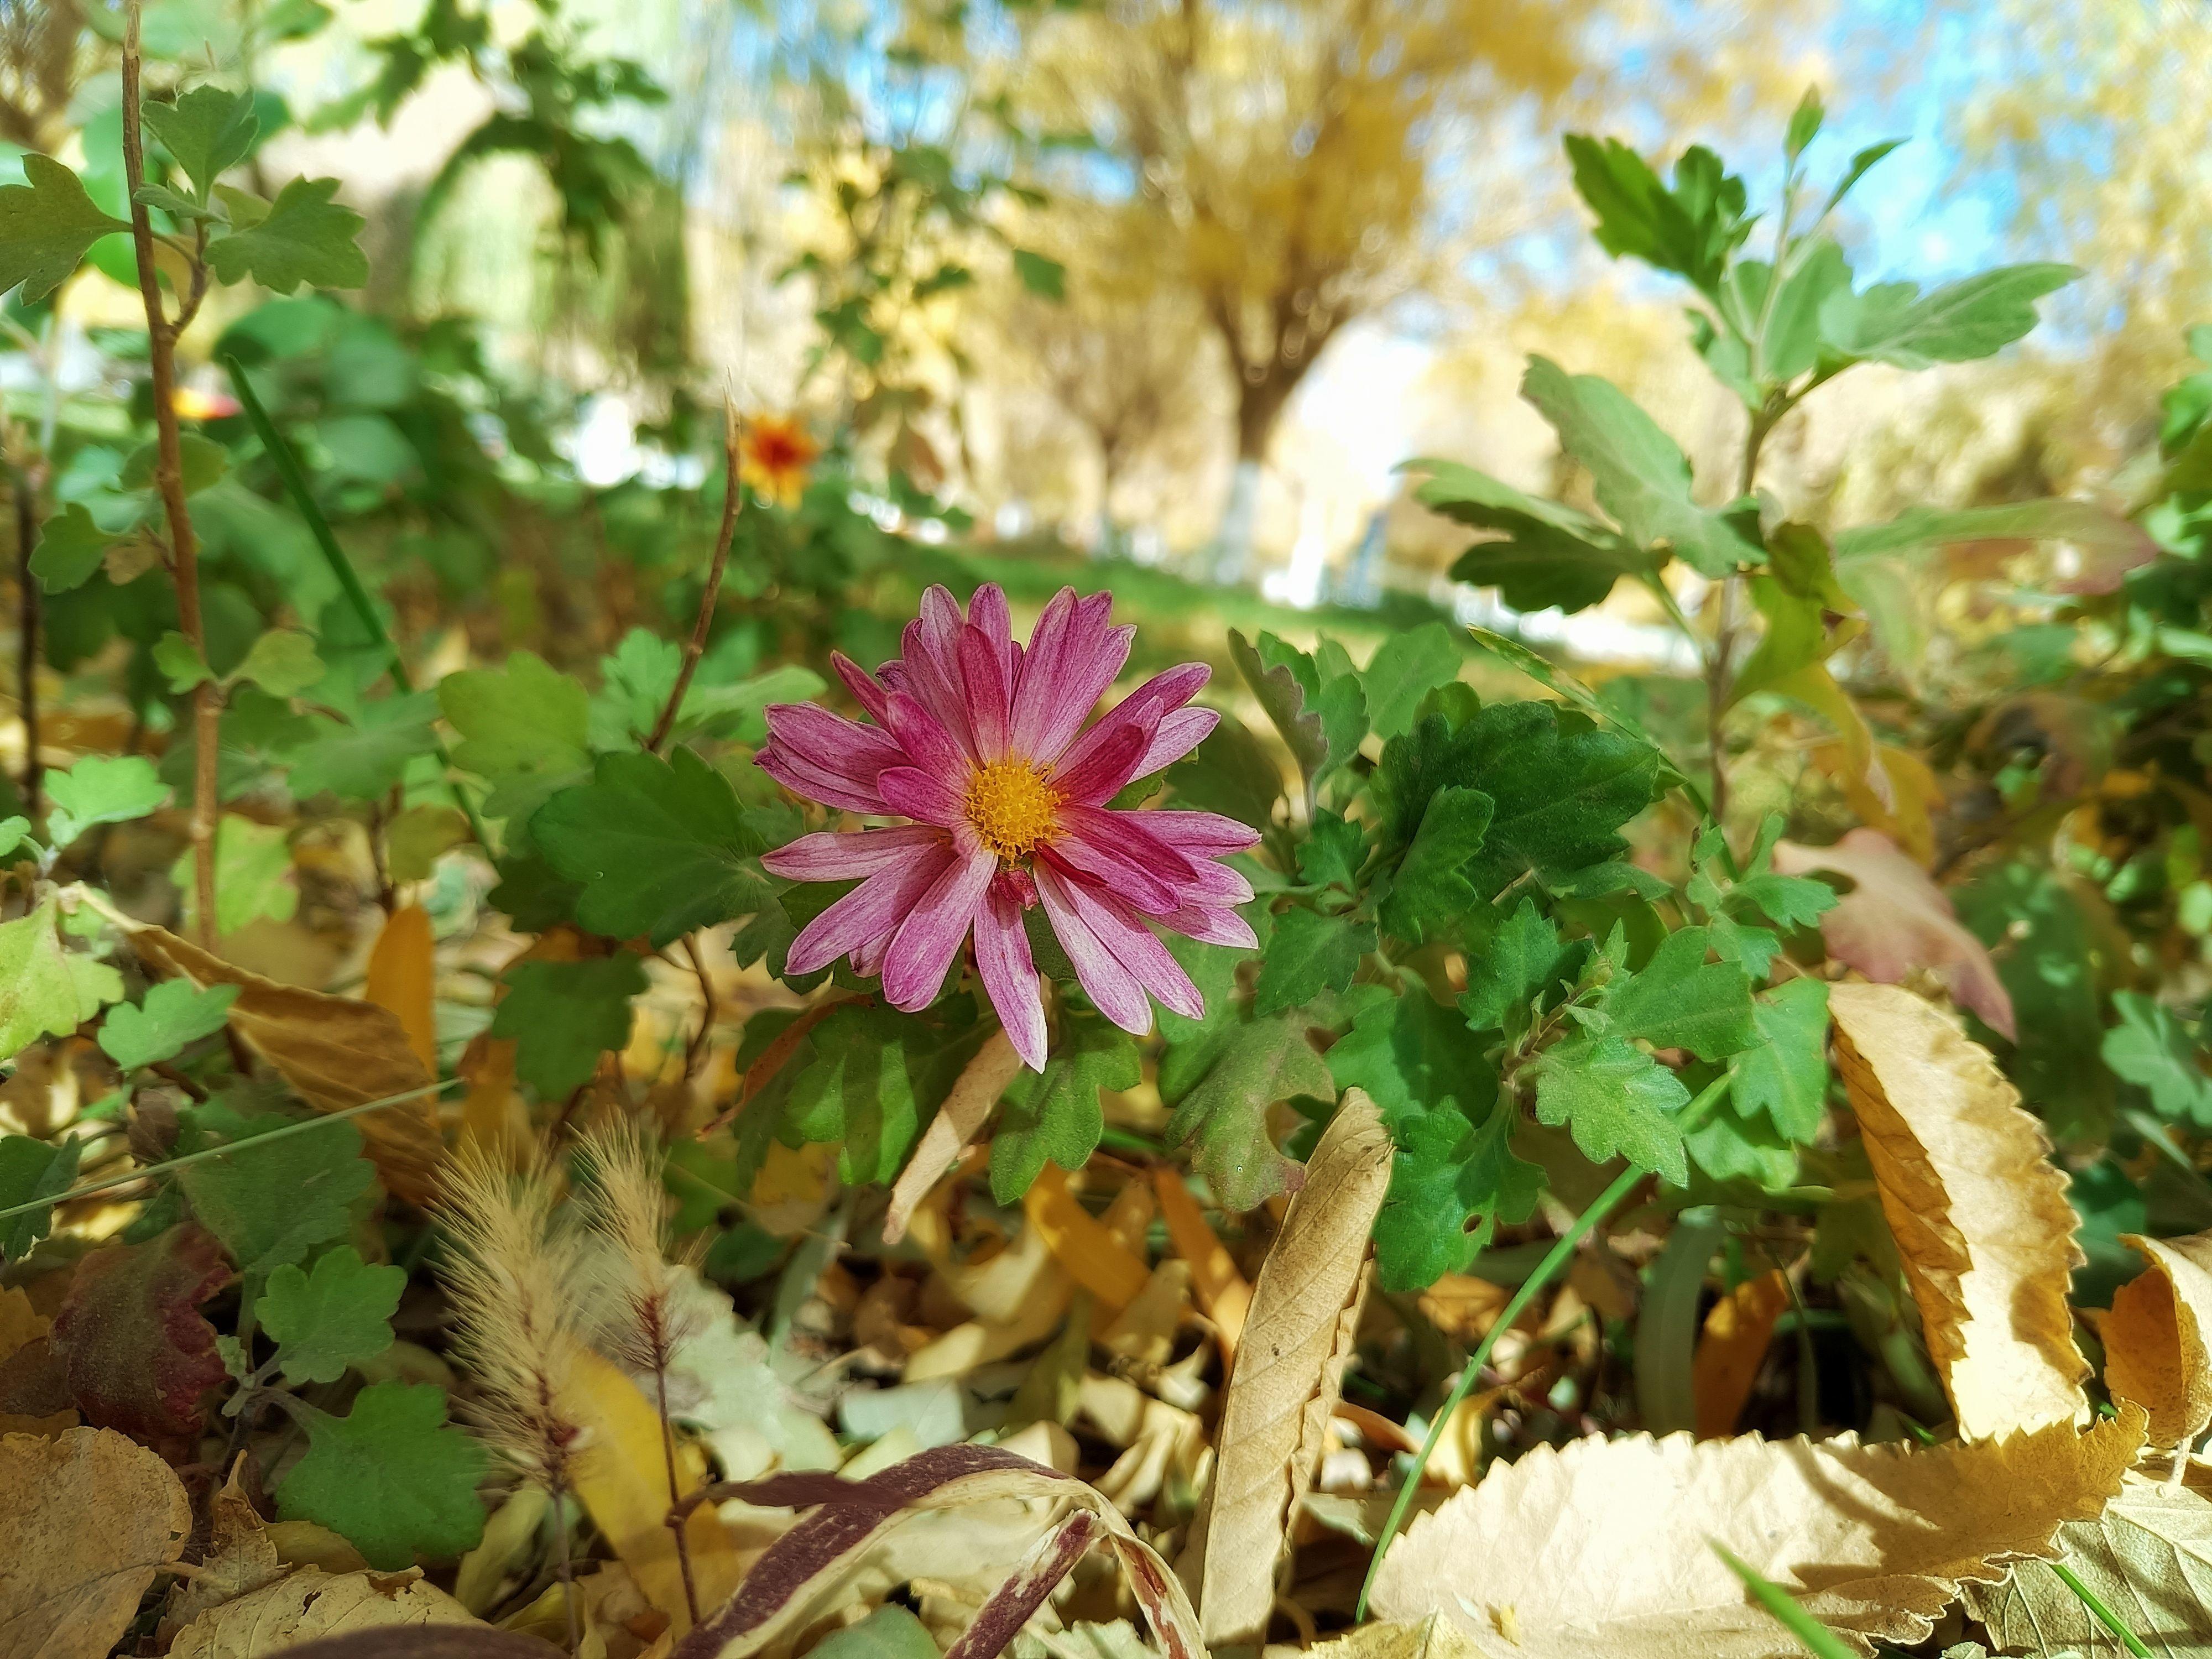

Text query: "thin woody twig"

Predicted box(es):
[647, 401, 745, 753]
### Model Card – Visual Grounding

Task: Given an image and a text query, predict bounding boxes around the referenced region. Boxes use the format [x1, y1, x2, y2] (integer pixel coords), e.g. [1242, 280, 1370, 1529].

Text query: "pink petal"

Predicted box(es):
[1033, 863, 1151, 1035]
[764, 702, 905, 784]
[1011, 592, 1131, 761]
[1135, 706, 1218, 777]
[1049, 709, 1157, 805]
[974, 885, 1046, 1071]
[1172, 857, 1256, 906]
[831, 652, 891, 724]
[1159, 904, 1259, 949]
[957, 625, 1013, 762]
[1141, 811, 1264, 854]
[763, 823, 945, 880]
[899, 616, 979, 759]
[1046, 824, 1182, 916]
[878, 765, 967, 828]
[1040, 864, 1203, 1022]
[881, 847, 995, 1010]
[787, 847, 954, 975]
[1057, 804, 1203, 887]
[757, 745, 889, 815]
[968, 583, 1017, 679]
[883, 690, 967, 778]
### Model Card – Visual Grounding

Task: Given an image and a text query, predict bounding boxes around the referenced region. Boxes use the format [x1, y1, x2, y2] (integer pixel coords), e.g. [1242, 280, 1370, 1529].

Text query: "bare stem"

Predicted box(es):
[653, 1360, 702, 1623]
[9, 448, 39, 818]
[121, 3, 219, 944]
[647, 403, 744, 754]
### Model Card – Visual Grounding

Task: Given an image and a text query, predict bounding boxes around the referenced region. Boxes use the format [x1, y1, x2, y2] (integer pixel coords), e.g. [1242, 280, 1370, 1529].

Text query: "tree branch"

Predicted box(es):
[646, 401, 743, 754]
[121, 2, 219, 944]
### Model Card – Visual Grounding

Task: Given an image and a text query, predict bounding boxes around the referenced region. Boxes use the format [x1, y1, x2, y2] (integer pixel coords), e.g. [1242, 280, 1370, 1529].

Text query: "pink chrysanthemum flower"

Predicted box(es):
[757, 583, 1260, 1071]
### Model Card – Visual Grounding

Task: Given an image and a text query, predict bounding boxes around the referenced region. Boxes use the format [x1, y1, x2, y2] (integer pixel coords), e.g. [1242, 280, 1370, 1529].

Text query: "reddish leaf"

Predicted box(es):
[50, 1222, 231, 1454]
[1773, 828, 2016, 1040]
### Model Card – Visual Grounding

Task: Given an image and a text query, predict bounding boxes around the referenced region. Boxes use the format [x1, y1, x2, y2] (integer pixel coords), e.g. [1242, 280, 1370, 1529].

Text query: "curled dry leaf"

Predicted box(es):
[1773, 830, 2015, 1039]
[2105, 1230, 2212, 1451]
[1692, 1269, 1792, 1441]
[883, 1028, 1023, 1244]
[1181, 1090, 1391, 1645]
[161, 1457, 287, 1637]
[1370, 1407, 2146, 1659]
[166, 1567, 481, 1659]
[363, 903, 439, 1077]
[0, 1426, 193, 1659]
[1964, 1462, 2212, 1659]
[1829, 981, 2089, 1439]
[670, 1444, 1202, 1659]
[128, 923, 444, 1202]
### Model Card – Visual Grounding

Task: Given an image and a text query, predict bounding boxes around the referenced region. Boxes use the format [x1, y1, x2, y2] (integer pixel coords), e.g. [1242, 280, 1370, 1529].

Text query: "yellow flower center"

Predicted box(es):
[964, 759, 1061, 863]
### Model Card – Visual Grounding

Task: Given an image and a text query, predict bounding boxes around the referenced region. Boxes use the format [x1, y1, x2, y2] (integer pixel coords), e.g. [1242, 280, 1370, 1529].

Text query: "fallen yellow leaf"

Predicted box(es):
[1155, 1165, 1251, 1355]
[1692, 1269, 1791, 1440]
[1372, 1406, 2146, 1658]
[1829, 981, 2088, 1439]
[167, 1567, 480, 1657]
[1183, 1091, 1391, 1645]
[2105, 1229, 2212, 1451]
[365, 902, 440, 1076]
[1025, 1164, 1151, 1314]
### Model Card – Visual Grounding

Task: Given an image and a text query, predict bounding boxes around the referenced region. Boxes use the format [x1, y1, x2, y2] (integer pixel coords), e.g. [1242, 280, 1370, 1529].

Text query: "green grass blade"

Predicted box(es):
[1713, 1542, 1857, 1659]
[2049, 1560, 2154, 1658]
[220, 355, 492, 851]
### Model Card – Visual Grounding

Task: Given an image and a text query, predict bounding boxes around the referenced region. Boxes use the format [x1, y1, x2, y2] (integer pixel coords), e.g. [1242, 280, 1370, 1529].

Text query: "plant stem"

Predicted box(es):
[121, 3, 220, 945]
[220, 356, 491, 850]
[8, 447, 39, 818]
[648, 401, 744, 754]
[654, 1362, 702, 1623]
[1354, 1073, 1735, 1619]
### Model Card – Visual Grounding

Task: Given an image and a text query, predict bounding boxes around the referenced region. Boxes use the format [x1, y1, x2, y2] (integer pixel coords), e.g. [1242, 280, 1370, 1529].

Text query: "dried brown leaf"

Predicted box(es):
[1692, 1270, 1791, 1440]
[1182, 1091, 1391, 1645]
[1774, 831, 2015, 1038]
[1303, 1616, 1501, 1659]
[166, 1568, 481, 1658]
[0, 1426, 193, 1659]
[884, 1028, 1022, 1244]
[161, 1458, 287, 1637]
[1830, 980, 2089, 1439]
[1964, 1462, 2212, 1658]
[129, 922, 444, 1202]
[1370, 1407, 2146, 1658]
[2106, 1230, 2212, 1451]
[363, 904, 439, 1077]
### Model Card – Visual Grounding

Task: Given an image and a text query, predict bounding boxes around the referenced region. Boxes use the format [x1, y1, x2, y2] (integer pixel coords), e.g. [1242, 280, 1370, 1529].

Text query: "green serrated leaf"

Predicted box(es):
[1459, 898, 1578, 1034]
[439, 651, 591, 820]
[29, 502, 117, 593]
[2104, 992, 2212, 1128]
[492, 954, 648, 1099]
[288, 691, 440, 802]
[531, 748, 773, 947]
[205, 175, 367, 292]
[1253, 905, 1374, 1015]
[1412, 458, 1653, 614]
[122, 431, 229, 495]
[154, 631, 215, 693]
[0, 898, 121, 1062]
[1161, 1010, 1331, 1210]
[1602, 926, 1756, 1061]
[1562, 134, 1750, 295]
[46, 753, 170, 847]
[1819, 263, 2079, 371]
[1361, 622, 1462, 742]
[1379, 785, 1494, 943]
[782, 1001, 981, 1186]
[278, 1380, 487, 1569]
[1297, 810, 1368, 891]
[228, 628, 324, 696]
[177, 1102, 375, 1276]
[1374, 1099, 1542, 1291]
[1729, 977, 1832, 1144]
[0, 1133, 83, 1260]
[0, 153, 127, 304]
[259, 1244, 404, 1385]
[171, 815, 298, 938]
[1011, 247, 1066, 299]
[98, 979, 239, 1071]
[143, 85, 259, 199]
[990, 1013, 1141, 1203]
[1531, 1031, 1691, 1183]
[1522, 355, 1762, 578]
